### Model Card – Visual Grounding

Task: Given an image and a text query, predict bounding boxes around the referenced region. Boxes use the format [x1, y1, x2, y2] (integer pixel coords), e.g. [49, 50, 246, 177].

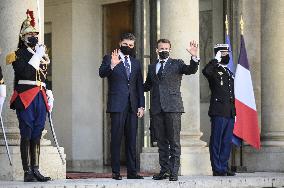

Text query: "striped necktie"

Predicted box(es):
[124, 56, 130, 79]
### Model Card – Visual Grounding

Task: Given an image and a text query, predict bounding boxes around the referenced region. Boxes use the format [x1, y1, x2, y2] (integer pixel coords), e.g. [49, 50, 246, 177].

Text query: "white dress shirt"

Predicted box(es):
[119, 51, 132, 73]
[156, 57, 169, 74]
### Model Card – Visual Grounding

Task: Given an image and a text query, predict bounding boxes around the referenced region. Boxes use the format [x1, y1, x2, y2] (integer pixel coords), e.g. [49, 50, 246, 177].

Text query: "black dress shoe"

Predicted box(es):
[213, 171, 227, 176]
[24, 170, 38, 182]
[226, 171, 236, 176]
[127, 174, 144, 179]
[112, 173, 122, 180]
[169, 174, 178, 181]
[33, 169, 51, 182]
[152, 171, 170, 180]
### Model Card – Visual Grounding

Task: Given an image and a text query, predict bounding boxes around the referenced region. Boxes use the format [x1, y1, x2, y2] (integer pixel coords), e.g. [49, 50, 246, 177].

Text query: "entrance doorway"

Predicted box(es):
[102, 0, 134, 166]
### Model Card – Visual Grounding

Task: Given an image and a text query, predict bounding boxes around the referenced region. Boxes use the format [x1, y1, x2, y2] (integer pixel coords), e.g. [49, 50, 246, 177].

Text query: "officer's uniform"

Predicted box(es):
[6, 10, 52, 182]
[202, 44, 236, 175]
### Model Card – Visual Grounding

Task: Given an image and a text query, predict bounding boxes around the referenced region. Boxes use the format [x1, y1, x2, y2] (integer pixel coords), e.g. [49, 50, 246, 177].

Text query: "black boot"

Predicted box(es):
[30, 139, 51, 182]
[20, 138, 37, 182]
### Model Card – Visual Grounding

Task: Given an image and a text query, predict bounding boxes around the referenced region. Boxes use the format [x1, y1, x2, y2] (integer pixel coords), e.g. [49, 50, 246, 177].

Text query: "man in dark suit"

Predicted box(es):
[202, 44, 236, 176]
[99, 33, 145, 180]
[144, 39, 200, 181]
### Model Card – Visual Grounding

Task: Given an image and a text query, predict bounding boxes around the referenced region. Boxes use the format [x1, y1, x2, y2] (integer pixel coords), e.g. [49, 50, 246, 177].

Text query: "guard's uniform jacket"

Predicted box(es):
[202, 59, 236, 118]
[6, 47, 50, 111]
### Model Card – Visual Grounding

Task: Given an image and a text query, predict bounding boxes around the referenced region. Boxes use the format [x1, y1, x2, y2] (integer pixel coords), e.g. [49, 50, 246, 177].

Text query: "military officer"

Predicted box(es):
[6, 10, 53, 182]
[202, 44, 236, 176]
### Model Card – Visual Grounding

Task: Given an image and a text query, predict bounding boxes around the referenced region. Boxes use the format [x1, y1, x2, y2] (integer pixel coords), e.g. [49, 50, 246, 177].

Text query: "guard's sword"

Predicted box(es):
[0, 115, 12, 166]
[48, 112, 65, 165]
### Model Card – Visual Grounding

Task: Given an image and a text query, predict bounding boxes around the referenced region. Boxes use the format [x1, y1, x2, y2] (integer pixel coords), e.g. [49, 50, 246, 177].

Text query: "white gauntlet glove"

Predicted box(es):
[28, 45, 45, 70]
[215, 51, 222, 63]
[46, 89, 54, 113]
[0, 85, 6, 114]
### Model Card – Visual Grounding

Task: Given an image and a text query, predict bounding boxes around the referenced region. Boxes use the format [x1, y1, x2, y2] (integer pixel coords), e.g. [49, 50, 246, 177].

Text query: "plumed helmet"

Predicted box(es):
[19, 9, 39, 38]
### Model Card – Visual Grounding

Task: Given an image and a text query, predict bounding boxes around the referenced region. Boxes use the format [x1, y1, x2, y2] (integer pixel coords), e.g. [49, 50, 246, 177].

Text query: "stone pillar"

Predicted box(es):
[261, 0, 284, 147]
[240, 0, 284, 172]
[141, 0, 211, 175]
[0, 0, 65, 180]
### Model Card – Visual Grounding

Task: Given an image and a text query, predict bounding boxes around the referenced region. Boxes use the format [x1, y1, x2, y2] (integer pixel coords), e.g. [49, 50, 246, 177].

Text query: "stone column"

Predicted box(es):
[261, 0, 284, 147]
[141, 0, 211, 175]
[244, 0, 284, 172]
[0, 0, 65, 180]
[240, 0, 284, 172]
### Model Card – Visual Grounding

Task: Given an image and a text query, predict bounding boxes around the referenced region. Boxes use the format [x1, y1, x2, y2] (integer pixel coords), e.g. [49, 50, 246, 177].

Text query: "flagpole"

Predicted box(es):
[225, 15, 229, 36]
[226, 14, 237, 171]
[237, 15, 247, 173]
[239, 14, 244, 169]
[240, 15, 244, 35]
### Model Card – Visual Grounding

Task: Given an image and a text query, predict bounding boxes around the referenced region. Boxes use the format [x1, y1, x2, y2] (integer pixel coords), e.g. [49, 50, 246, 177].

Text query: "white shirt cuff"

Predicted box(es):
[192, 56, 200, 62]
[0, 85, 6, 97]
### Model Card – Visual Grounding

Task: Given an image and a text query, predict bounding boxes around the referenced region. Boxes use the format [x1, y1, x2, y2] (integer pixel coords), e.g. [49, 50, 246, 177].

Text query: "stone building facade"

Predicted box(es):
[0, 0, 283, 180]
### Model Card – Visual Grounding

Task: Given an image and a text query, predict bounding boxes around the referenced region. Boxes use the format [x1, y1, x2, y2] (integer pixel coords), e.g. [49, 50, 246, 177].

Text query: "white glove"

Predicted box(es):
[46, 90, 54, 112]
[215, 51, 222, 63]
[28, 45, 45, 70]
[35, 45, 45, 58]
[0, 85, 6, 114]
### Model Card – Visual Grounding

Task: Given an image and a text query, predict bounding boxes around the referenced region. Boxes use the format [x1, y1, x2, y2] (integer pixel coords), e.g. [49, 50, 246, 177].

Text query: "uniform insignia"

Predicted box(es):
[218, 71, 223, 75]
[6, 52, 16, 65]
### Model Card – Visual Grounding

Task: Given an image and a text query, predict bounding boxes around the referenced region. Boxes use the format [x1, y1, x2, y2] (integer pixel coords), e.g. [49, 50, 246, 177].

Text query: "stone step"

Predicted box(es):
[0, 172, 283, 188]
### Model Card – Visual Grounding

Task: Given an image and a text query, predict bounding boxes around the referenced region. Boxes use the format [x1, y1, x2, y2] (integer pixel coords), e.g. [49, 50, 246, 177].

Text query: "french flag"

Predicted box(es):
[233, 35, 261, 149]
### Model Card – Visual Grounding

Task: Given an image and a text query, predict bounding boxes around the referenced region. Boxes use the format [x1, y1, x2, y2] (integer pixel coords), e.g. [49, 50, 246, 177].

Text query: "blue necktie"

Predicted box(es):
[124, 56, 130, 79]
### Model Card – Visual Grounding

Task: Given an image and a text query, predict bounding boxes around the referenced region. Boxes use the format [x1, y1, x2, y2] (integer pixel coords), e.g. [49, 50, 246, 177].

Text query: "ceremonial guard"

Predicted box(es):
[6, 10, 53, 182]
[202, 44, 236, 176]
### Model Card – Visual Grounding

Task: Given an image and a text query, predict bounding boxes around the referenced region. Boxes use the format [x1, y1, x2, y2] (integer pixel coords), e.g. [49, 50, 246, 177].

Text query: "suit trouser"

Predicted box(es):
[152, 112, 181, 175]
[110, 102, 138, 175]
[209, 116, 234, 173]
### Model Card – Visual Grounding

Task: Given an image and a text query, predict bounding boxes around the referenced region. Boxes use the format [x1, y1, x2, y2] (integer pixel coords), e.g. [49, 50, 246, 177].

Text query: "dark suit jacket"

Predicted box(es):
[144, 58, 199, 115]
[202, 59, 236, 118]
[99, 55, 145, 113]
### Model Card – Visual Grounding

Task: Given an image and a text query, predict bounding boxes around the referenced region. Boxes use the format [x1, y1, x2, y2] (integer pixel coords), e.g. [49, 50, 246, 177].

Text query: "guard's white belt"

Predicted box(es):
[18, 80, 46, 88]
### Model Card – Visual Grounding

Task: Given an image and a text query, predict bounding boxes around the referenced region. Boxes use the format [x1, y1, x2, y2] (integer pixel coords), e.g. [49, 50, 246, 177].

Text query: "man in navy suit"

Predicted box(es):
[99, 33, 145, 180]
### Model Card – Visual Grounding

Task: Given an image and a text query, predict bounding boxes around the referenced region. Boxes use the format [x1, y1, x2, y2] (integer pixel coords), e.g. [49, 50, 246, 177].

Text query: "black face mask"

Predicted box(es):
[120, 46, 134, 56]
[159, 51, 170, 60]
[220, 54, 230, 65]
[26, 36, 38, 48]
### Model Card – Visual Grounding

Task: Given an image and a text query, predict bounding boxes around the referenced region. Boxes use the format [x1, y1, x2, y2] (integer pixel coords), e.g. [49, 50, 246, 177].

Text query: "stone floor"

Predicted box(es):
[0, 172, 284, 188]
